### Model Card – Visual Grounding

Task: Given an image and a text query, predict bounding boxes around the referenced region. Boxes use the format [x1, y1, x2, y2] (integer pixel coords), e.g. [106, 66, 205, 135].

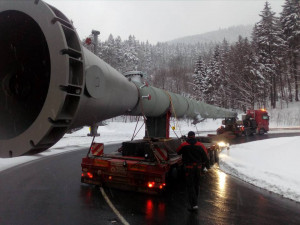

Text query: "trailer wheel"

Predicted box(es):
[167, 166, 178, 180]
[209, 151, 215, 166]
[259, 129, 265, 135]
[245, 129, 252, 136]
[171, 167, 178, 179]
[214, 150, 219, 164]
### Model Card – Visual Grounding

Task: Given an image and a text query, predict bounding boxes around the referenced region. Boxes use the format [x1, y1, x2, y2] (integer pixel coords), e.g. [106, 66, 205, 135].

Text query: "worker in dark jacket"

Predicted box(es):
[177, 131, 209, 212]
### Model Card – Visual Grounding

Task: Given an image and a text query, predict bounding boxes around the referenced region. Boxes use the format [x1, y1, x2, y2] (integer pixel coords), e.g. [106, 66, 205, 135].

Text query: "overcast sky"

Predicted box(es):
[45, 0, 285, 44]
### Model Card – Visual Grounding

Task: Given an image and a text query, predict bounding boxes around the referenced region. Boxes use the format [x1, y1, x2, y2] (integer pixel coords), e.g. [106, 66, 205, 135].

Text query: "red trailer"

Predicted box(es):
[81, 136, 222, 194]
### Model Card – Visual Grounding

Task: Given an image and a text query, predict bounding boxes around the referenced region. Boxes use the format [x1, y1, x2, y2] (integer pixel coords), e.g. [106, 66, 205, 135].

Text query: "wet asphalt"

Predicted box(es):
[0, 132, 300, 225]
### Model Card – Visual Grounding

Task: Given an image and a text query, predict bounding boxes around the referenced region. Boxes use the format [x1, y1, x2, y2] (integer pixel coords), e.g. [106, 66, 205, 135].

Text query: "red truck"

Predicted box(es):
[243, 109, 269, 135]
[81, 136, 222, 194]
[217, 109, 269, 137]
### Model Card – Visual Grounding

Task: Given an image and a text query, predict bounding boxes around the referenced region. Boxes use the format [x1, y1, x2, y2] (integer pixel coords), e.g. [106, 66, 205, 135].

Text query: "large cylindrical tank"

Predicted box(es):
[0, 0, 235, 157]
[0, 1, 138, 157]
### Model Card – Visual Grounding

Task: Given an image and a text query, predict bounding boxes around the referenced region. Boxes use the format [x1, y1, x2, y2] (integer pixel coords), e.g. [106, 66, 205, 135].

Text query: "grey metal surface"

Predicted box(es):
[0, 0, 235, 157]
[131, 81, 235, 119]
[0, 0, 138, 157]
[0, 1, 81, 157]
[71, 47, 138, 128]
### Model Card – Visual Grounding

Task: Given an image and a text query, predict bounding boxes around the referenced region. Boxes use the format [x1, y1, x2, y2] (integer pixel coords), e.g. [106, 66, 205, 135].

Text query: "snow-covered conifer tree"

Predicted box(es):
[280, 0, 300, 102]
[192, 55, 207, 100]
[254, 1, 282, 108]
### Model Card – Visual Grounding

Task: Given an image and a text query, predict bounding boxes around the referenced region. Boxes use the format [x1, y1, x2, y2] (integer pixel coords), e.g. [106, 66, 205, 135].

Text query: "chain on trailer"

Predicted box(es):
[131, 116, 144, 141]
[164, 91, 182, 139]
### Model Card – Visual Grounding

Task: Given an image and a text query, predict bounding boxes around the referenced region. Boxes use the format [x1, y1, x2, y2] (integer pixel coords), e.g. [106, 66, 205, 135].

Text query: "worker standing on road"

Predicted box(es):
[177, 131, 209, 212]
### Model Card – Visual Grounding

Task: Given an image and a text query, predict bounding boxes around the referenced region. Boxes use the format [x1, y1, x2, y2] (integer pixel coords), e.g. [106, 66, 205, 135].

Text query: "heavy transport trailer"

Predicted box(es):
[216, 117, 245, 139]
[216, 109, 270, 138]
[81, 135, 223, 194]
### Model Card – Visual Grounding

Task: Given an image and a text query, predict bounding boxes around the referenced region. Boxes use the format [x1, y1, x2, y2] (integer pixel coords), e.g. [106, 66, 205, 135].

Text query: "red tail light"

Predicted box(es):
[159, 183, 166, 189]
[87, 172, 93, 179]
[148, 182, 155, 188]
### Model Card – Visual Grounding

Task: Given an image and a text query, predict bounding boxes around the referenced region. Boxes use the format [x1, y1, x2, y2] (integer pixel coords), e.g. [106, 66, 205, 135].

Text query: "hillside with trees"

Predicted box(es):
[83, 0, 299, 112]
[168, 25, 253, 45]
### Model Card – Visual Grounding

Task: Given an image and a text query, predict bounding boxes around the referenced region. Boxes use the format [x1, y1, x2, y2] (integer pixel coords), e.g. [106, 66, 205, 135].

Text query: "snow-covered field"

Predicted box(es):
[1, 103, 300, 203]
[268, 101, 300, 127]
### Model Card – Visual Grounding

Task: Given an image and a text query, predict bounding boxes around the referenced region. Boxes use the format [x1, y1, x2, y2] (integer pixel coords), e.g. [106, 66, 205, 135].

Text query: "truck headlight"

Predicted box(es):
[218, 141, 227, 147]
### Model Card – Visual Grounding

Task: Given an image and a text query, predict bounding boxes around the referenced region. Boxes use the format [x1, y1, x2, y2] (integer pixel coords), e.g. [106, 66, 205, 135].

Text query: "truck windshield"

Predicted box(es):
[262, 115, 269, 120]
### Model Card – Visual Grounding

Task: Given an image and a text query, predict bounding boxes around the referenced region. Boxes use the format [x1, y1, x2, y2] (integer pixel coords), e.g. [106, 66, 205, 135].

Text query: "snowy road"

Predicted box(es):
[0, 132, 300, 225]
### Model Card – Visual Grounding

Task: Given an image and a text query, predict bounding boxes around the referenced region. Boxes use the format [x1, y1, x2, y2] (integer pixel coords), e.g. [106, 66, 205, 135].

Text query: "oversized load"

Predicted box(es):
[0, 0, 236, 157]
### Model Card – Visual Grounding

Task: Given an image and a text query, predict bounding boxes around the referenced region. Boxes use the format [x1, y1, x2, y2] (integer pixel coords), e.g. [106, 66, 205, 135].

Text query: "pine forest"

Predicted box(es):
[83, 0, 300, 111]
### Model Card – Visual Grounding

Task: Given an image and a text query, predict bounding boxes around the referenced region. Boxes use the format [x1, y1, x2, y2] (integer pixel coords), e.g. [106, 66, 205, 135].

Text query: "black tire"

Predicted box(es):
[209, 150, 215, 166]
[244, 129, 249, 136]
[214, 150, 219, 164]
[259, 128, 265, 135]
[167, 166, 179, 181]
[171, 167, 178, 179]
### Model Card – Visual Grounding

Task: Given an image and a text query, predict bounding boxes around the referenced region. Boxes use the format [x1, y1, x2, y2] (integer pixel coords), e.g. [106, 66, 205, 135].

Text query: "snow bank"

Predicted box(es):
[219, 137, 300, 202]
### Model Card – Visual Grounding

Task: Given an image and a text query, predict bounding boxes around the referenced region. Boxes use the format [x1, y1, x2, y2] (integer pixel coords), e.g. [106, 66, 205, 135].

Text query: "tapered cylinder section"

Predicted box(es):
[70, 48, 138, 128]
[131, 81, 236, 120]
